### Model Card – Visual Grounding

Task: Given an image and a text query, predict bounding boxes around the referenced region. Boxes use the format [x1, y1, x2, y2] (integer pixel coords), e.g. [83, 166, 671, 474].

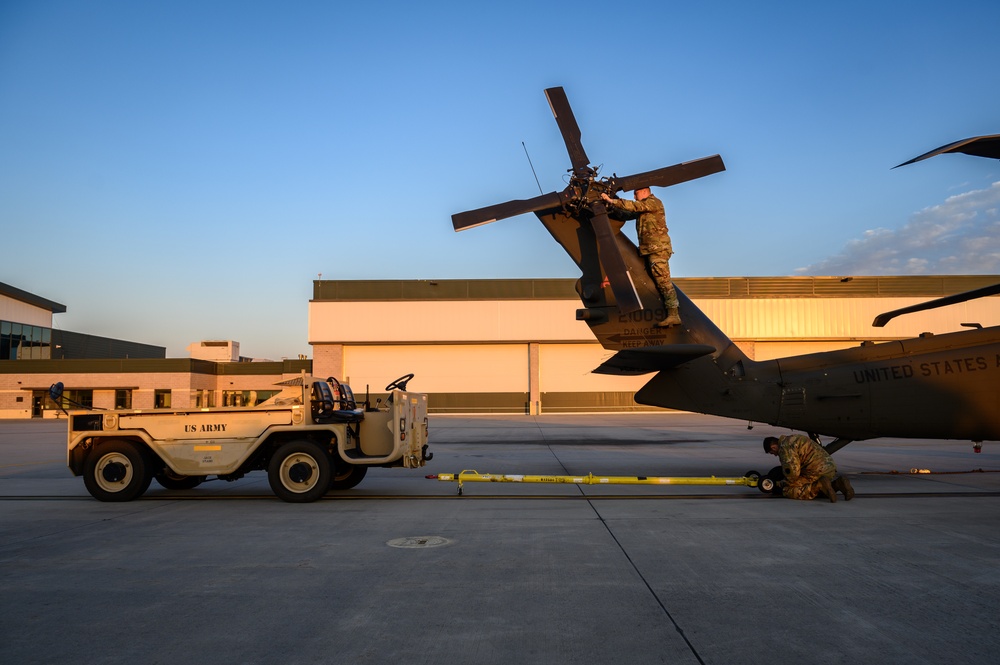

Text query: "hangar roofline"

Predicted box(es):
[312, 275, 1000, 302]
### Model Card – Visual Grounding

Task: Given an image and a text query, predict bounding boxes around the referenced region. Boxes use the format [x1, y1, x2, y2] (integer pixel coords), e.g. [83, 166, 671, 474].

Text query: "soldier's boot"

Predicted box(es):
[832, 476, 855, 501]
[655, 307, 682, 328]
[818, 476, 837, 503]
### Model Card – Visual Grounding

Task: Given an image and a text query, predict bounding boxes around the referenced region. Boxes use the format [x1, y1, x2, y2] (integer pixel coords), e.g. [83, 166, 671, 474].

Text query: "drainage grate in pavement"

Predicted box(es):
[386, 536, 452, 549]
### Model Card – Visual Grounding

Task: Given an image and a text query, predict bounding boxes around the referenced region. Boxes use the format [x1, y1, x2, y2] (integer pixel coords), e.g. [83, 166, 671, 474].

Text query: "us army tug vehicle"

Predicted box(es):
[57, 373, 430, 503]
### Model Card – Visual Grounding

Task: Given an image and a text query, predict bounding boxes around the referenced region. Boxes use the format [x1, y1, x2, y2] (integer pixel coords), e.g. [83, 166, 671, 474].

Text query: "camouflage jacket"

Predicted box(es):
[605, 193, 671, 256]
[777, 434, 837, 488]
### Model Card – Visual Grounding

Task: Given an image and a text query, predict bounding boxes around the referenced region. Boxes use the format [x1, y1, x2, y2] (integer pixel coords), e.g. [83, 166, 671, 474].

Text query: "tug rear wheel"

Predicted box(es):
[328, 464, 368, 491]
[268, 441, 331, 503]
[155, 470, 205, 490]
[83, 440, 153, 502]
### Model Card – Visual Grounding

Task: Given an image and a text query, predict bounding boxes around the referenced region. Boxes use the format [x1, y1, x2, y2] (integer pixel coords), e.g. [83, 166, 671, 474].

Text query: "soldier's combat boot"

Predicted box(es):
[655, 307, 682, 328]
[818, 476, 837, 503]
[833, 476, 855, 501]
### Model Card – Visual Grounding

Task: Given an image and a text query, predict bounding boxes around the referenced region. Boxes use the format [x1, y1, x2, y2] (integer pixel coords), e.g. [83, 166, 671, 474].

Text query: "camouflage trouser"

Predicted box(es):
[646, 251, 678, 310]
[782, 472, 836, 500]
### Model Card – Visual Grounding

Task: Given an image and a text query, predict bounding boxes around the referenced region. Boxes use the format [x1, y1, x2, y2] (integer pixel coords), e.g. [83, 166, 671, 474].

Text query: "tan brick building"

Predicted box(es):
[4, 276, 1000, 418]
[0, 282, 307, 418]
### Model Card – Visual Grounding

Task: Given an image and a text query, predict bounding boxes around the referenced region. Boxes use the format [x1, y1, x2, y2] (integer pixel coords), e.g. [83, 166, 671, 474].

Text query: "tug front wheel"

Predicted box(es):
[268, 441, 332, 503]
[83, 440, 153, 502]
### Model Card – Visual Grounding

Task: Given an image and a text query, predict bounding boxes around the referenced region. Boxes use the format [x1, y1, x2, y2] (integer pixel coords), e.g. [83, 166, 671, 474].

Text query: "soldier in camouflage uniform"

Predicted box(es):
[600, 188, 681, 327]
[763, 434, 854, 502]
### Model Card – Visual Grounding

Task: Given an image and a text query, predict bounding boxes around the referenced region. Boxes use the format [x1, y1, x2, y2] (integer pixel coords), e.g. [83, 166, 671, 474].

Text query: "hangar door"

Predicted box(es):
[539, 344, 654, 412]
[539, 344, 648, 392]
[343, 344, 530, 413]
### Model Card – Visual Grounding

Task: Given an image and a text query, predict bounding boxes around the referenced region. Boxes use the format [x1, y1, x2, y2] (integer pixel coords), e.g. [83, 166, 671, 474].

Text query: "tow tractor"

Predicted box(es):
[430, 469, 777, 495]
[58, 372, 430, 503]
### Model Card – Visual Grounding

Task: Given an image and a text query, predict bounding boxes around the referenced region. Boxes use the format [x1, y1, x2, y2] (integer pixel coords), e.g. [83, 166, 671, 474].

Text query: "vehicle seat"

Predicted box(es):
[312, 381, 364, 424]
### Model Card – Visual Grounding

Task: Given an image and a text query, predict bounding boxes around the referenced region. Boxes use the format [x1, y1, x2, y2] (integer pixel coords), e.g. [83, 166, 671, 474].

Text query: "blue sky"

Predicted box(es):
[2, 0, 998, 359]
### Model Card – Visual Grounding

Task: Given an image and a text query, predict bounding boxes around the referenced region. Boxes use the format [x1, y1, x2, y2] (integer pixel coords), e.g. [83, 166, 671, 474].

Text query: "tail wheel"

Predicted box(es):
[83, 440, 153, 502]
[328, 464, 368, 491]
[762, 465, 784, 495]
[743, 469, 769, 493]
[268, 441, 331, 503]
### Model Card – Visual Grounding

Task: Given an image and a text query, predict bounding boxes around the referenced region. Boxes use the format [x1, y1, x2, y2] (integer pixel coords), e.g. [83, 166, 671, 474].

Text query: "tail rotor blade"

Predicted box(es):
[589, 204, 642, 313]
[452, 191, 564, 231]
[544, 87, 590, 173]
[612, 155, 725, 193]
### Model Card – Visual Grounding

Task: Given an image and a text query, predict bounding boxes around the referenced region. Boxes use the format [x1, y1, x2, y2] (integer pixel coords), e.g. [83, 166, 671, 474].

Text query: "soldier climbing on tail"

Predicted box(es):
[601, 187, 680, 326]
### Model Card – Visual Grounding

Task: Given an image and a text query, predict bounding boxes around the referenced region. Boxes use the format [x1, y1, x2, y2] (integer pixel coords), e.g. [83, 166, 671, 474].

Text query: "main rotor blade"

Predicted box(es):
[544, 87, 590, 173]
[452, 191, 564, 231]
[872, 281, 1000, 327]
[893, 134, 1000, 168]
[589, 204, 642, 313]
[611, 155, 726, 193]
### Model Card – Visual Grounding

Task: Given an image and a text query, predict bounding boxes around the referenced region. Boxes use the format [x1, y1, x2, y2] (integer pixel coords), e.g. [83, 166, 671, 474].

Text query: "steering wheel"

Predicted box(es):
[385, 373, 414, 391]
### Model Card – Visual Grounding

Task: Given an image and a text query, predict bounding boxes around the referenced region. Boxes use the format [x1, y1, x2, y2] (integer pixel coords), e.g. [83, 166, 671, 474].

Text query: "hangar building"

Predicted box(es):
[309, 276, 1000, 414]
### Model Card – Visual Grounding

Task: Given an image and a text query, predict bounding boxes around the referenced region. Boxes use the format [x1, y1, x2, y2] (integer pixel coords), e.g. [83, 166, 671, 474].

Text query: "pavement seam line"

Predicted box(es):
[589, 502, 707, 665]
[545, 441, 705, 663]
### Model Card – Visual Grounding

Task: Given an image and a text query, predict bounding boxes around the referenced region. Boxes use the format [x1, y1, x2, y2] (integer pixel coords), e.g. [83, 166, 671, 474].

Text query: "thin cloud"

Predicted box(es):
[795, 182, 1000, 275]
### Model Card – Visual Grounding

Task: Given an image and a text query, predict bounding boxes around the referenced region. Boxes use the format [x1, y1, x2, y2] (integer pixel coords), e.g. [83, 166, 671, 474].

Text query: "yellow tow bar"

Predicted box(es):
[428, 470, 763, 496]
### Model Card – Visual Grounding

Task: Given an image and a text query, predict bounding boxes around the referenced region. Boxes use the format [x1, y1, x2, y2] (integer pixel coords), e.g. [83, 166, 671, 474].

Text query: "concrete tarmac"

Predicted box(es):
[2, 414, 999, 664]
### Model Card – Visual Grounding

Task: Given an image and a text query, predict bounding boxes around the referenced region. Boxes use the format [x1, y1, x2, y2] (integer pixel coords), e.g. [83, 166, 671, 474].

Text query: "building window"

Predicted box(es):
[24, 325, 36, 359]
[154, 389, 171, 409]
[9, 323, 21, 359]
[222, 390, 278, 407]
[115, 390, 132, 410]
[0, 320, 53, 360]
[1, 321, 18, 360]
[63, 390, 93, 410]
[195, 390, 215, 408]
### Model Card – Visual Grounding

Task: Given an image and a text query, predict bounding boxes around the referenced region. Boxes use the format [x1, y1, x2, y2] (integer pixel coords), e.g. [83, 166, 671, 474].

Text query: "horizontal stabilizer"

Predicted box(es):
[592, 344, 716, 376]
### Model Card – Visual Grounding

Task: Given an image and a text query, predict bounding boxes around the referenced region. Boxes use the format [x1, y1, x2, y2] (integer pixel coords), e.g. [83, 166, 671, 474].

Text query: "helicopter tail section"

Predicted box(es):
[588, 283, 769, 420]
[583, 284, 749, 376]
